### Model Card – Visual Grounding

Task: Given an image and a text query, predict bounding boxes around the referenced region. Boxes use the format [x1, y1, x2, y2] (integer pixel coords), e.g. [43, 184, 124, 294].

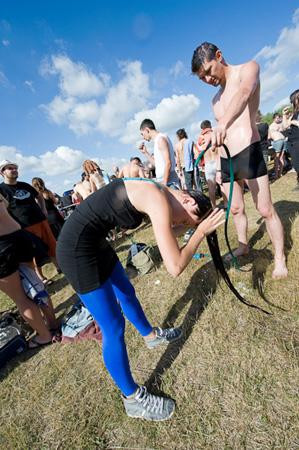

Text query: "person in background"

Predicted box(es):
[32, 178, 64, 239]
[175, 129, 195, 191]
[73, 172, 93, 201]
[256, 110, 269, 165]
[268, 113, 287, 179]
[139, 119, 179, 188]
[0, 192, 57, 348]
[284, 89, 299, 190]
[198, 120, 218, 208]
[0, 161, 59, 284]
[118, 157, 146, 178]
[83, 160, 106, 192]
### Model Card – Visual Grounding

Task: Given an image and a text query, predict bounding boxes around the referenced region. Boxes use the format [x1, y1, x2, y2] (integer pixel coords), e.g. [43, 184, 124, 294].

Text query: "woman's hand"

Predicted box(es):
[197, 208, 225, 236]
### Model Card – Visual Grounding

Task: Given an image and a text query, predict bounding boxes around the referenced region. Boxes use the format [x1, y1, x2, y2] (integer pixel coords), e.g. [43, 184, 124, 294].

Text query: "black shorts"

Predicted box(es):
[221, 141, 268, 183]
[0, 230, 36, 279]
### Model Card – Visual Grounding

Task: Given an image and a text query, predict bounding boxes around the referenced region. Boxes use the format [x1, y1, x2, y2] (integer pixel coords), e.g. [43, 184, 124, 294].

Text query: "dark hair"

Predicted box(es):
[273, 112, 281, 119]
[200, 120, 212, 129]
[176, 128, 188, 140]
[140, 118, 156, 130]
[191, 42, 219, 73]
[188, 190, 270, 314]
[130, 156, 142, 163]
[290, 89, 299, 115]
[81, 172, 87, 181]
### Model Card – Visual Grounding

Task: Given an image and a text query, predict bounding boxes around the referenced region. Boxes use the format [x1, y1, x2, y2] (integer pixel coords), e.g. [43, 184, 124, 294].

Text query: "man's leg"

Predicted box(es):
[221, 180, 249, 258]
[207, 179, 217, 209]
[247, 174, 287, 279]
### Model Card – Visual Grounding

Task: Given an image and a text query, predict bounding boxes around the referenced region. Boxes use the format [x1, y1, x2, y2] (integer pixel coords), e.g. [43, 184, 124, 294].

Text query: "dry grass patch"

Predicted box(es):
[0, 173, 298, 449]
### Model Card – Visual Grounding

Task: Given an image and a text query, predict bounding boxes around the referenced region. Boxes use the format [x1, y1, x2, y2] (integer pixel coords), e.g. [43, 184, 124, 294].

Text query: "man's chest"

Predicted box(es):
[213, 80, 241, 120]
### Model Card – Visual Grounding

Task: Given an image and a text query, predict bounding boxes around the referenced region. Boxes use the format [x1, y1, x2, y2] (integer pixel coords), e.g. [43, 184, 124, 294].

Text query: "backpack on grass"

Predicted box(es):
[0, 314, 27, 368]
[126, 242, 157, 275]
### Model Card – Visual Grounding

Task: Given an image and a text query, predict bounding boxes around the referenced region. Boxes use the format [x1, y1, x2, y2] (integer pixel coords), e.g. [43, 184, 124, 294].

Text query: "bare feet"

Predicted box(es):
[225, 243, 249, 261]
[272, 258, 288, 279]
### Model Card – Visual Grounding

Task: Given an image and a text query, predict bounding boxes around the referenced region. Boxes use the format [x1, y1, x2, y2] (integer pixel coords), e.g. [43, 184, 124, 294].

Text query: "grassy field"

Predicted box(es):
[1, 173, 299, 450]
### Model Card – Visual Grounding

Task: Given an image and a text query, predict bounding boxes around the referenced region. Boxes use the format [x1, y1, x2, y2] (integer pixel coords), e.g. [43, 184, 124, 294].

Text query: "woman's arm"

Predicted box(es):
[146, 190, 225, 276]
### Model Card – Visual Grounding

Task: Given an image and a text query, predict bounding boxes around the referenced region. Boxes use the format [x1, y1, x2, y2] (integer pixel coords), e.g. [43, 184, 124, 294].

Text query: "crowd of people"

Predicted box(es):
[0, 40, 298, 421]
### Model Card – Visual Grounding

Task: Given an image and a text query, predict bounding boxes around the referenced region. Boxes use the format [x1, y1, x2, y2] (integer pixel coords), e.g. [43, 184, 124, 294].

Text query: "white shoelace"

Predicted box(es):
[137, 388, 164, 414]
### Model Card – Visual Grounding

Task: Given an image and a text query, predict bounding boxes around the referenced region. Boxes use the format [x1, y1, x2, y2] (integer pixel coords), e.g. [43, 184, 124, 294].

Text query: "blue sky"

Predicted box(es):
[0, 0, 298, 194]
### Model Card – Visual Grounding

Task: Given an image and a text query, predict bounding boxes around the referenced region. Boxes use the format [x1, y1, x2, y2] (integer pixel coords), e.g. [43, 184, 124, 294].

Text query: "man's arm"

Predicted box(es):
[159, 137, 171, 185]
[139, 143, 155, 166]
[212, 61, 260, 146]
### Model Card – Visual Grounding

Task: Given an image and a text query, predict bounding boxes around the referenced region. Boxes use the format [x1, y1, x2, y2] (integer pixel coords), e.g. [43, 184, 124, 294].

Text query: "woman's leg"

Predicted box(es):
[79, 278, 140, 397]
[109, 261, 153, 337]
[0, 271, 52, 342]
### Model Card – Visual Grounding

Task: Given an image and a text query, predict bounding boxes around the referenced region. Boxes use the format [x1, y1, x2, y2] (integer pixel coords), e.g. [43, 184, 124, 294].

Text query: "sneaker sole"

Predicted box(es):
[146, 330, 183, 350]
[126, 406, 175, 421]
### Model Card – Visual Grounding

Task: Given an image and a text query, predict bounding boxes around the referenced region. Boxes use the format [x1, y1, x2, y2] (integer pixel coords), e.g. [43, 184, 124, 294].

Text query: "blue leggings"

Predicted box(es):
[79, 261, 153, 396]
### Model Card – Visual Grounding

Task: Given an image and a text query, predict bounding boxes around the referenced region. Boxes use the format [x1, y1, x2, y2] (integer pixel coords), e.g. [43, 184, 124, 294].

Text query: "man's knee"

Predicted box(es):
[230, 203, 245, 216]
[257, 202, 274, 219]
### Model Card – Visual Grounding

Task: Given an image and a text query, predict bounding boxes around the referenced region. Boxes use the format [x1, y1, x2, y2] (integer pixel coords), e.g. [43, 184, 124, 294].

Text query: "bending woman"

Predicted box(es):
[57, 179, 225, 421]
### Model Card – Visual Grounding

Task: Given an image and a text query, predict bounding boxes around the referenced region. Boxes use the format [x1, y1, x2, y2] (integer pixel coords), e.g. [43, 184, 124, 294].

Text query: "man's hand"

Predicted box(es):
[211, 124, 227, 148]
[139, 142, 148, 155]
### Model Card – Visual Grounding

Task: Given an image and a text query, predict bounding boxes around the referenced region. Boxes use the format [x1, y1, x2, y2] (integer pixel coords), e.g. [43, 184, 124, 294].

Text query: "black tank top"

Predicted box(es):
[56, 180, 145, 293]
[59, 179, 144, 240]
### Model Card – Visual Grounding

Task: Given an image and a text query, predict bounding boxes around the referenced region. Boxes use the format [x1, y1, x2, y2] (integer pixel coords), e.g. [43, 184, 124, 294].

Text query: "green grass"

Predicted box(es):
[1, 173, 299, 449]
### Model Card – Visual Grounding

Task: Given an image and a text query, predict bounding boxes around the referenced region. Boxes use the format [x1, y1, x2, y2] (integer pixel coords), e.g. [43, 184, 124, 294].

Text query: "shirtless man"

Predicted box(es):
[73, 172, 92, 201]
[268, 113, 287, 179]
[118, 157, 146, 178]
[191, 42, 287, 278]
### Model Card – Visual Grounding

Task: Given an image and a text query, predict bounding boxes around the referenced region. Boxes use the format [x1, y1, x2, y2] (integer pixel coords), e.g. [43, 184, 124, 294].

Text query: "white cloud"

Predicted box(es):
[24, 80, 35, 93]
[189, 121, 202, 138]
[0, 144, 129, 194]
[97, 61, 150, 136]
[42, 57, 151, 138]
[170, 60, 185, 78]
[2, 39, 10, 46]
[122, 94, 200, 144]
[273, 96, 290, 110]
[0, 145, 85, 176]
[256, 8, 299, 102]
[41, 54, 109, 98]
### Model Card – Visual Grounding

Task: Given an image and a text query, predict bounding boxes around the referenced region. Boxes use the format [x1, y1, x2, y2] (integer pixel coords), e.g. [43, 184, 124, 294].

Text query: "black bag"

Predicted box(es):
[0, 315, 27, 368]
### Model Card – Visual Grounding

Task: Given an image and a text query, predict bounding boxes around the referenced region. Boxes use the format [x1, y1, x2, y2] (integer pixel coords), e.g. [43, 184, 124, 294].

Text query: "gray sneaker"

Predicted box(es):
[123, 386, 175, 421]
[146, 326, 182, 349]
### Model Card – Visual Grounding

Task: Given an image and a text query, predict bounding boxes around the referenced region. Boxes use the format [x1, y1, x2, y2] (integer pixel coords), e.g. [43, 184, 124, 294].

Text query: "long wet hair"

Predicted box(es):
[188, 190, 270, 314]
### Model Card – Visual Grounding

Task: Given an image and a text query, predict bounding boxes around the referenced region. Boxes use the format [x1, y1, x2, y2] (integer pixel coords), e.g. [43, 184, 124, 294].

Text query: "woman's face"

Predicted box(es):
[177, 192, 203, 226]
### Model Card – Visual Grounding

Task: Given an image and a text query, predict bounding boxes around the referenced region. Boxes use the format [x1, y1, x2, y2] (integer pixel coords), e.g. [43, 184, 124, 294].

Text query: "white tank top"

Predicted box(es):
[153, 133, 177, 182]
